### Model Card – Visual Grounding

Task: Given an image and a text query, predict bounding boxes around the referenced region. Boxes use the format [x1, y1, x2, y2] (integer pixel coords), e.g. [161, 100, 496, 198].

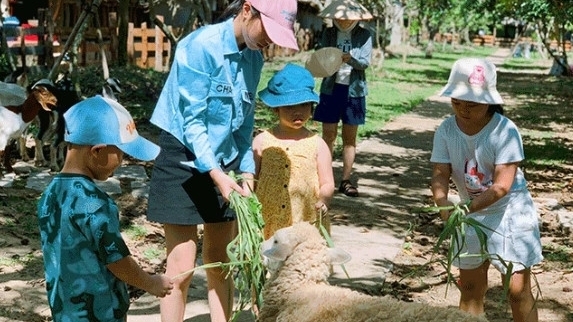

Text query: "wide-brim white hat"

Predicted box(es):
[305, 47, 343, 78]
[440, 58, 504, 105]
[318, 0, 373, 20]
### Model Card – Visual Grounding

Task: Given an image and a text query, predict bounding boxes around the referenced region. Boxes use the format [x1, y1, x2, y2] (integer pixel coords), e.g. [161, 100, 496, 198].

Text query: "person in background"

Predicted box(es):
[312, 0, 372, 197]
[37, 96, 173, 322]
[430, 58, 542, 322]
[146, 0, 299, 321]
[253, 63, 335, 239]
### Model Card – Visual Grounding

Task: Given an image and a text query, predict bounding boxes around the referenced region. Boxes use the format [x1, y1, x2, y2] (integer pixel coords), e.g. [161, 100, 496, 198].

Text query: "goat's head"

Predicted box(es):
[30, 79, 58, 112]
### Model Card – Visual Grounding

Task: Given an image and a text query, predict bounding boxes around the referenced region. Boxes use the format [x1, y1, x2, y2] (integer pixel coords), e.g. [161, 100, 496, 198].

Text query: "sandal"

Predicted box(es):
[339, 180, 358, 197]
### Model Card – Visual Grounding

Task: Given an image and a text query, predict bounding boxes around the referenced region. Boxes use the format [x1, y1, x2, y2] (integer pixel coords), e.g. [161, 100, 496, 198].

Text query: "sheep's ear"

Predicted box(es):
[328, 248, 351, 265]
[263, 244, 293, 262]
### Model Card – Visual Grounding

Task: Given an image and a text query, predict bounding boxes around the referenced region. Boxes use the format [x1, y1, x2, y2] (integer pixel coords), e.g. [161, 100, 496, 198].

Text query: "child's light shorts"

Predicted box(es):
[453, 191, 543, 275]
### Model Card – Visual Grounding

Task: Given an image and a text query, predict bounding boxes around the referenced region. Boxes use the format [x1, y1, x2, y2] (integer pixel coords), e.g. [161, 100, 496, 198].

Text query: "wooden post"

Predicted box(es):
[109, 12, 118, 62]
[37, 9, 46, 66]
[44, 8, 55, 68]
[155, 16, 163, 71]
[127, 22, 134, 64]
[19, 27, 26, 68]
[141, 22, 148, 68]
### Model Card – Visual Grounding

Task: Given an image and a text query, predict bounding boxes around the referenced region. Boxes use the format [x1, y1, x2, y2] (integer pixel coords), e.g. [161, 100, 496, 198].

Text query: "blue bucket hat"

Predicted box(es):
[258, 63, 319, 108]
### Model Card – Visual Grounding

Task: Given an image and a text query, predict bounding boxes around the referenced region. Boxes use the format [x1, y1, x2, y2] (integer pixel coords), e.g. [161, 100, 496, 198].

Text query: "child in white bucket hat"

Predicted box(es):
[430, 58, 542, 321]
[253, 63, 335, 239]
[37, 95, 172, 321]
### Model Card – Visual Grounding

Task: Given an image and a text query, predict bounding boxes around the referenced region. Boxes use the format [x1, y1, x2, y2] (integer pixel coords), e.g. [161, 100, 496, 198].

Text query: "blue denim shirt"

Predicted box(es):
[318, 25, 372, 97]
[151, 18, 263, 173]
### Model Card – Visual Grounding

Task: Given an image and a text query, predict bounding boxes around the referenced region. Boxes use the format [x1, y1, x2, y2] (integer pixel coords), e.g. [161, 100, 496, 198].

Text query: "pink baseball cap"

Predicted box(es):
[250, 0, 299, 50]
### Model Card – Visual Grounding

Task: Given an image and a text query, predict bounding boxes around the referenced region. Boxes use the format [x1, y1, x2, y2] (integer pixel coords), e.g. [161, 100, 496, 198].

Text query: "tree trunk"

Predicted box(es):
[117, 0, 129, 66]
[389, 1, 403, 46]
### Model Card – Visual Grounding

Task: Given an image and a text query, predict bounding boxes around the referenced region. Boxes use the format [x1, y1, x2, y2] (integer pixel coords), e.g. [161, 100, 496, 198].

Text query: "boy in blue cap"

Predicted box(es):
[37, 95, 173, 322]
[253, 63, 335, 239]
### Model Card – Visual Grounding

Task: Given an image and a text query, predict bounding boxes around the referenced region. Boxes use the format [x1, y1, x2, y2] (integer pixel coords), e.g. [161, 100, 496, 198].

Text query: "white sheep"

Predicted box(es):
[0, 80, 58, 176]
[260, 222, 488, 322]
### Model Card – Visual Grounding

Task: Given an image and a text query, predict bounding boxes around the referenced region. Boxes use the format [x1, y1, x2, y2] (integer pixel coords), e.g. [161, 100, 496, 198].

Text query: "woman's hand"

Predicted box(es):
[209, 169, 246, 202]
[341, 52, 352, 63]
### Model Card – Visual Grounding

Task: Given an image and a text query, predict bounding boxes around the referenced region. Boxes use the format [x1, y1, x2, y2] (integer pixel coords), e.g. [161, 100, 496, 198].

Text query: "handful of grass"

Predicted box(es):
[416, 202, 534, 301]
[417, 202, 494, 292]
[226, 171, 266, 321]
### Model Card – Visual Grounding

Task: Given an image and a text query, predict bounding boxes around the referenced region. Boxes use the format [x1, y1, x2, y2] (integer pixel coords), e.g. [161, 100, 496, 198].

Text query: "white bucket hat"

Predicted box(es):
[440, 58, 504, 105]
[318, 0, 373, 20]
[305, 47, 343, 78]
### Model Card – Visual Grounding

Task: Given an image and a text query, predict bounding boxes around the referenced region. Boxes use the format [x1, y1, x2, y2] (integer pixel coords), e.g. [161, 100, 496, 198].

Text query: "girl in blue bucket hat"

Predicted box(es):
[253, 63, 335, 239]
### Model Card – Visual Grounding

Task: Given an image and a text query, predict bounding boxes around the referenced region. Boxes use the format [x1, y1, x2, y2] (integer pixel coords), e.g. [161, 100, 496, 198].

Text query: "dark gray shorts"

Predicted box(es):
[313, 83, 366, 125]
[147, 131, 236, 225]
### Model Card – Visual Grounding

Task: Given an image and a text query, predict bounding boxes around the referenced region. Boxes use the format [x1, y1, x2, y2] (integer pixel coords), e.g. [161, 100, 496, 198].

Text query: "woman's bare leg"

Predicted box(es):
[203, 221, 236, 322]
[160, 224, 198, 322]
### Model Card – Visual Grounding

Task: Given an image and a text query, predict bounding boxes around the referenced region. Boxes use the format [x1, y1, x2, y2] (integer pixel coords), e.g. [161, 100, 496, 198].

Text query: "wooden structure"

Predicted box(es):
[2, 0, 326, 72]
[4, 11, 172, 72]
[3, 8, 54, 74]
[127, 19, 171, 72]
[471, 35, 571, 53]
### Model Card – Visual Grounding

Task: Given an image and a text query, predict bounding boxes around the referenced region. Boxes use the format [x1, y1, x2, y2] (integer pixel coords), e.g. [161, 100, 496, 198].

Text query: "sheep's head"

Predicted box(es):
[262, 222, 350, 281]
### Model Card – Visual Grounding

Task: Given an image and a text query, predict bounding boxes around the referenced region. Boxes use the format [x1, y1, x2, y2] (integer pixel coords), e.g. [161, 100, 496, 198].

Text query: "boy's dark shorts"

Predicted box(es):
[313, 83, 366, 125]
[147, 131, 235, 225]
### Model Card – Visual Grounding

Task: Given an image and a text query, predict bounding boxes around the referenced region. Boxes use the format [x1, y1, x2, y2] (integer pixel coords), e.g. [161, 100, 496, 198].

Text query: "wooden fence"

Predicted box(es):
[471, 35, 571, 52]
[126, 20, 171, 72]
[4, 16, 172, 73]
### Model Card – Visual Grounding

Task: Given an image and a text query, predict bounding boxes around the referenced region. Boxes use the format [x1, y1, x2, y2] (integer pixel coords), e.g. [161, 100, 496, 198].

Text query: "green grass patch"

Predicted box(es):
[142, 246, 163, 261]
[254, 45, 497, 154]
[0, 253, 36, 267]
[522, 134, 571, 167]
[542, 243, 573, 266]
[123, 224, 148, 240]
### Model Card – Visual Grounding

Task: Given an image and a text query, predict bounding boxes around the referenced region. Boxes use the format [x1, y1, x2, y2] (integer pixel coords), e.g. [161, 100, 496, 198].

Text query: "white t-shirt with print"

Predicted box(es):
[430, 112, 528, 215]
[335, 30, 352, 85]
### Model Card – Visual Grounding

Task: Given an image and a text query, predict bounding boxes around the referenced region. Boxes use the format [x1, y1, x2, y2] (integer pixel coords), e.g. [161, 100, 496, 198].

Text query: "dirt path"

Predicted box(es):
[1, 48, 572, 322]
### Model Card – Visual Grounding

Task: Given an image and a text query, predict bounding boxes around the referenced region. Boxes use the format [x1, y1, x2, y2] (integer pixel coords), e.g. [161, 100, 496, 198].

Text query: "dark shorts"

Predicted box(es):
[313, 83, 366, 125]
[147, 131, 236, 225]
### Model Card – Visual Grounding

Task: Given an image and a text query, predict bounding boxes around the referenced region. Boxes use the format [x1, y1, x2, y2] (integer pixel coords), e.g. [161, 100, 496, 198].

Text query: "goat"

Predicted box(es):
[0, 80, 58, 177]
[31, 76, 121, 171]
[31, 75, 80, 171]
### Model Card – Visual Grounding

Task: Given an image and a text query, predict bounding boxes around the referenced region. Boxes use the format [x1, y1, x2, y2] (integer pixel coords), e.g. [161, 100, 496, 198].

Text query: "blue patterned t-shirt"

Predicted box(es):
[37, 173, 131, 321]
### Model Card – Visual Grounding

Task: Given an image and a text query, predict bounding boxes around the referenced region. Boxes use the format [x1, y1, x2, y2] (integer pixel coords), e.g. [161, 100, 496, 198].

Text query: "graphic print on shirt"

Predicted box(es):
[464, 158, 491, 197]
[339, 39, 352, 53]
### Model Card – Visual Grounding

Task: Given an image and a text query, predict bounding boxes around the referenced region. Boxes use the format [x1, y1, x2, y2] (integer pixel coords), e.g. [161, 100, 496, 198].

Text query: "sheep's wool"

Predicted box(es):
[259, 222, 489, 322]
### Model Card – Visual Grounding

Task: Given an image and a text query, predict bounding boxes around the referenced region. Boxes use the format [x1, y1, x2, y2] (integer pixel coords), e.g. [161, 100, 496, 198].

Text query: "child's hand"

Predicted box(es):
[315, 202, 328, 220]
[148, 274, 174, 298]
[437, 200, 455, 221]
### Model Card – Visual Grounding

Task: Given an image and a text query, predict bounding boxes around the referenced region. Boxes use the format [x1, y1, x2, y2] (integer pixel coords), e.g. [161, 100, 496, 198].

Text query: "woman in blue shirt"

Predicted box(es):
[147, 0, 298, 321]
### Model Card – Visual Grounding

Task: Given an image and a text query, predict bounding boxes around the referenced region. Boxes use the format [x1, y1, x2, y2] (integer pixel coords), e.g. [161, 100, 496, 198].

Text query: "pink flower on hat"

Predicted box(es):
[468, 65, 486, 87]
